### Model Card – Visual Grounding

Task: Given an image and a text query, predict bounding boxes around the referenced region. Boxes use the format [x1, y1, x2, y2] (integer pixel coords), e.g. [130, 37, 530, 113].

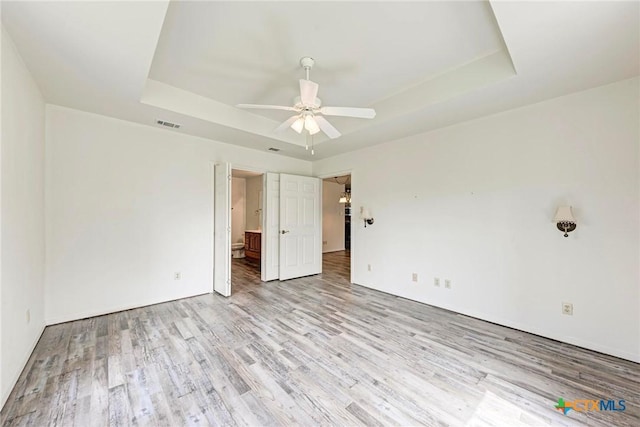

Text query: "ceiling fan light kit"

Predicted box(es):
[291, 117, 304, 133]
[237, 56, 376, 147]
[304, 114, 320, 135]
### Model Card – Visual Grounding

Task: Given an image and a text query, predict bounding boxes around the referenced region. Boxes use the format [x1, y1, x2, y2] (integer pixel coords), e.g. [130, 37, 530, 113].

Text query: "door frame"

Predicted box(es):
[317, 169, 354, 284]
[262, 172, 280, 282]
[213, 163, 268, 294]
[213, 165, 330, 289]
[213, 162, 231, 296]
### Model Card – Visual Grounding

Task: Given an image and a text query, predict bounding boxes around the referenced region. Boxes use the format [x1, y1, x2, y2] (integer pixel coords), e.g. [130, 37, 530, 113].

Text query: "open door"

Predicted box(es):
[279, 173, 322, 280]
[261, 172, 280, 281]
[214, 163, 231, 296]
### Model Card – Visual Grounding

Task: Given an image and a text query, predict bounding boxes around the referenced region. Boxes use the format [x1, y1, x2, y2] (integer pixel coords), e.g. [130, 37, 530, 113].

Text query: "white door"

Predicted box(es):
[261, 173, 280, 281]
[213, 163, 231, 296]
[279, 174, 322, 280]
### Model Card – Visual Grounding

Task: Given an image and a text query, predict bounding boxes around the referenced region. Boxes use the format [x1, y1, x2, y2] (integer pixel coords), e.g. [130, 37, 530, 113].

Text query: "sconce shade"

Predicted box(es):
[554, 205, 576, 237]
[554, 206, 576, 223]
[360, 207, 374, 227]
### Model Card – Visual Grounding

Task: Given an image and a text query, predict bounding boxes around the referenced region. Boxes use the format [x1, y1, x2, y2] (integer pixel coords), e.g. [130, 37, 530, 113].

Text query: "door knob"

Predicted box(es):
[281, 230, 289, 234]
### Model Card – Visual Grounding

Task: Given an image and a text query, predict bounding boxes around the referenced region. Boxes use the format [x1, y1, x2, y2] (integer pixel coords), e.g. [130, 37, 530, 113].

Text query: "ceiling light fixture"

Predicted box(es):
[237, 57, 376, 141]
[332, 176, 351, 204]
[291, 117, 304, 133]
[304, 115, 320, 135]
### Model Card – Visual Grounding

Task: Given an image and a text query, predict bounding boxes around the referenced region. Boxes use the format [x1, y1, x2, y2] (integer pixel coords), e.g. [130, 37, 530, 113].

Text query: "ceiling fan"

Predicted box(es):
[237, 57, 376, 140]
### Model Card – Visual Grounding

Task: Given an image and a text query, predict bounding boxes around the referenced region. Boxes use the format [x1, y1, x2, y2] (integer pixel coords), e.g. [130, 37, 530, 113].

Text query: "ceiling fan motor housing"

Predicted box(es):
[294, 96, 322, 109]
[300, 56, 315, 70]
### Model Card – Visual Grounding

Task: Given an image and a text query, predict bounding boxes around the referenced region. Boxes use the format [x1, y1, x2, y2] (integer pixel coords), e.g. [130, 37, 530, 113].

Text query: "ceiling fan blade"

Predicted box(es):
[237, 104, 296, 112]
[314, 116, 342, 139]
[320, 106, 376, 119]
[275, 115, 301, 133]
[299, 79, 319, 105]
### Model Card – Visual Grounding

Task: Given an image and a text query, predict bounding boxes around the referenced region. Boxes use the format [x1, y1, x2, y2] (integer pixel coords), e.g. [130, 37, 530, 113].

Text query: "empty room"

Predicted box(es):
[1, 1, 639, 426]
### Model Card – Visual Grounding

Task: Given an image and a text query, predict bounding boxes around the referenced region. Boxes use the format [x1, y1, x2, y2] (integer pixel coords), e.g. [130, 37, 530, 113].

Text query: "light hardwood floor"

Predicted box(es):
[1, 251, 638, 426]
[230, 257, 262, 295]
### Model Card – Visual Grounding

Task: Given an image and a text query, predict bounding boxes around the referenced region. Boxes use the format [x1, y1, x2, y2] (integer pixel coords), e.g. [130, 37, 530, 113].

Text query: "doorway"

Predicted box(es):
[213, 165, 323, 296]
[321, 174, 351, 282]
[230, 169, 264, 294]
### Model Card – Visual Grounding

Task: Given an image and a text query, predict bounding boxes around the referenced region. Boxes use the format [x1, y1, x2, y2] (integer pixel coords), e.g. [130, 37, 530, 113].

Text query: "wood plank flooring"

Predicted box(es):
[2, 250, 639, 426]
[230, 258, 262, 295]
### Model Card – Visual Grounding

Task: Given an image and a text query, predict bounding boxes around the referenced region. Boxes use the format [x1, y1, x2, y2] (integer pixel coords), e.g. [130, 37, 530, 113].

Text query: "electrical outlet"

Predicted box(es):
[367, 264, 372, 272]
[174, 272, 181, 280]
[434, 278, 440, 287]
[445, 279, 451, 289]
[26, 309, 30, 324]
[562, 302, 573, 316]
[412, 273, 418, 282]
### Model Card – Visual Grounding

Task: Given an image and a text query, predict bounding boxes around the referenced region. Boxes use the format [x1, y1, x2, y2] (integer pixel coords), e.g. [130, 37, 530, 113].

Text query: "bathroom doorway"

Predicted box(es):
[231, 169, 264, 294]
[321, 174, 351, 283]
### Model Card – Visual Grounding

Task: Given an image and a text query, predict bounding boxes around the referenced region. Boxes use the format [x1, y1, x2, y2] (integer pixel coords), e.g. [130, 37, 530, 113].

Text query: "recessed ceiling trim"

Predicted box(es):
[141, 79, 310, 148]
[369, 50, 516, 132]
[141, 50, 516, 151]
[309, 50, 517, 147]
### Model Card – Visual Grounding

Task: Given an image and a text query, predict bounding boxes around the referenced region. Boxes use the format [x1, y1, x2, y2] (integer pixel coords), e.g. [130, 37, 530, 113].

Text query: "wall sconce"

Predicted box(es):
[361, 207, 374, 227]
[554, 206, 577, 237]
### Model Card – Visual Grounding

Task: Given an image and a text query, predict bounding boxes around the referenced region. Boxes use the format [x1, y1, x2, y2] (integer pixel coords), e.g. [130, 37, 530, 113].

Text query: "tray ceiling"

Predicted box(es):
[2, 1, 638, 159]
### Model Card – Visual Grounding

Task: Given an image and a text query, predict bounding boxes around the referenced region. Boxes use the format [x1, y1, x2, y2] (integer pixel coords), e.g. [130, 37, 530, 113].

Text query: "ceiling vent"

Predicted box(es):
[268, 147, 281, 152]
[156, 119, 181, 129]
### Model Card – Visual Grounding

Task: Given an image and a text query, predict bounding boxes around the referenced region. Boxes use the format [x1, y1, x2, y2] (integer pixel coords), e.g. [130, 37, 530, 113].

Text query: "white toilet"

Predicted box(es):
[231, 242, 245, 258]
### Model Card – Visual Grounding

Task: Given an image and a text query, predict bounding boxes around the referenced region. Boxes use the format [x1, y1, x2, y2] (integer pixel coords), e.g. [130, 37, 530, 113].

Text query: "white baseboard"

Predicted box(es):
[352, 280, 640, 364]
[46, 291, 211, 326]
[1, 323, 46, 411]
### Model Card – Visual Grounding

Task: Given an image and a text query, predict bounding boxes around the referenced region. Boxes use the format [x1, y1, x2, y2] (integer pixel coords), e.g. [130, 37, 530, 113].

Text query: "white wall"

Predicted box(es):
[1, 27, 46, 406]
[45, 105, 311, 324]
[322, 180, 346, 253]
[245, 175, 262, 231]
[231, 177, 246, 244]
[313, 77, 640, 362]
